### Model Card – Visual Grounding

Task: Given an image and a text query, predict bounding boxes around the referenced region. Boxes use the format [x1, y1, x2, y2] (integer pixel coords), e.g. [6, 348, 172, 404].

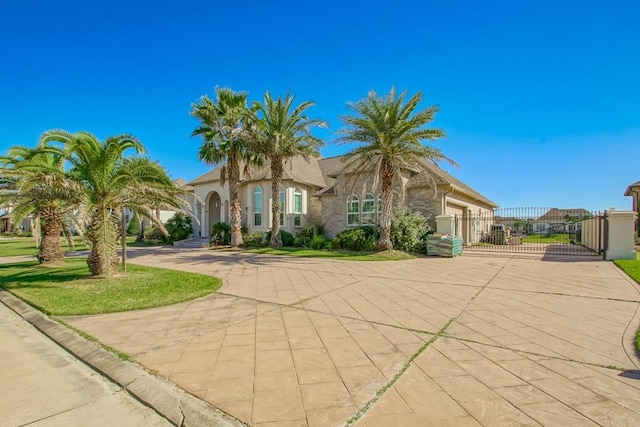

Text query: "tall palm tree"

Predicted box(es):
[0, 145, 78, 264]
[40, 130, 186, 277]
[247, 92, 326, 247]
[338, 87, 452, 251]
[190, 88, 258, 247]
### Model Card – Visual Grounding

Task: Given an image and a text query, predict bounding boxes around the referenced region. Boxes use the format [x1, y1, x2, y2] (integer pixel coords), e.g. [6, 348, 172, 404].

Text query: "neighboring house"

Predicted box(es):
[624, 180, 640, 234]
[124, 178, 198, 236]
[0, 191, 33, 234]
[0, 208, 10, 233]
[188, 155, 497, 243]
[533, 208, 592, 234]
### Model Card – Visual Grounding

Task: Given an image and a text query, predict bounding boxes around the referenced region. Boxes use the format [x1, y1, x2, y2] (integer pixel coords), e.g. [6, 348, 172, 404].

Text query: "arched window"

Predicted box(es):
[347, 195, 359, 226]
[253, 186, 262, 226]
[293, 188, 302, 226]
[279, 188, 286, 226]
[362, 193, 375, 224]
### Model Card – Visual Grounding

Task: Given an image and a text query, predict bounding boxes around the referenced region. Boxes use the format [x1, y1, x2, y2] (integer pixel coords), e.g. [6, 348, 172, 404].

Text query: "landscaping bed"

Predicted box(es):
[245, 247, 415, 261]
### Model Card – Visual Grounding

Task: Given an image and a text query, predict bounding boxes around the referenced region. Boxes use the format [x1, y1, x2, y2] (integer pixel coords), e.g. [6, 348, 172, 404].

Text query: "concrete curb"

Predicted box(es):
[0, 290, 244, 427]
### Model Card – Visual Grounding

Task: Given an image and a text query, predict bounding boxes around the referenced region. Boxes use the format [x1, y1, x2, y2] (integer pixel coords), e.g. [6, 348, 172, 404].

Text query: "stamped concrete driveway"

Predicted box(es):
[64, 248, 640, 426]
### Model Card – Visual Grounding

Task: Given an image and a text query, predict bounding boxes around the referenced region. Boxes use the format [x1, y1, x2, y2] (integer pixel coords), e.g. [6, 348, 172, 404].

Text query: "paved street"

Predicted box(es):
[0, 301, 171, 427]
[63, 248, 640, 426]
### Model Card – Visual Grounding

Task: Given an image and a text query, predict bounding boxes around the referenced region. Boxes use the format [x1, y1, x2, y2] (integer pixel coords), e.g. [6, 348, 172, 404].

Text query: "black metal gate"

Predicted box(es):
[457, 207, 606, 256]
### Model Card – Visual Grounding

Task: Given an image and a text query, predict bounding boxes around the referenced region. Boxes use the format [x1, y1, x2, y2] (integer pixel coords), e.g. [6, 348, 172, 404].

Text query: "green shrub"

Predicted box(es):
[126, 216, 140, 236]
[243, 231, 264, 247]
[294, 223, 325, 247]
[165, 213, 193, 242]
[210, 222, 231, 245]
[294, 223, 324, 247]
[309, 235, 330, 250]
[390, 206, 430, 252]
[332, 226, 379, 251]
[144, 226, 166, 243]
[265, 229, 295, 246]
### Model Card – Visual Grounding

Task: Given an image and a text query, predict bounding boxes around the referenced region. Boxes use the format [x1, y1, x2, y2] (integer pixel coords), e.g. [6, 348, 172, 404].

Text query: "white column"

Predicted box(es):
[606, 210, 637, 260]
[435, 214, 455, 235]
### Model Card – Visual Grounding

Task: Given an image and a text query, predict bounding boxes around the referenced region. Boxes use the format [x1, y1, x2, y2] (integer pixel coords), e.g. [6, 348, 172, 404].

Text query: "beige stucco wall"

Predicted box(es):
[606, 211, 637, 260]
[243, 179, 319, 236]
[193, 181, 228, 237]
[193, 179, 319, 237]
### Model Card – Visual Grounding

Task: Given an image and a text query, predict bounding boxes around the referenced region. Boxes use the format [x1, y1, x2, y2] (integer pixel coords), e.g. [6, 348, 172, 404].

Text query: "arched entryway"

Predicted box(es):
[207, 191, 222, 236]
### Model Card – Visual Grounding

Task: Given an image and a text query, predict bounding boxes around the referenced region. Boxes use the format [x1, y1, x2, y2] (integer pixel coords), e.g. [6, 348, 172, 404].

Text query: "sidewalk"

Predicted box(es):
[0, 301, 171, 427]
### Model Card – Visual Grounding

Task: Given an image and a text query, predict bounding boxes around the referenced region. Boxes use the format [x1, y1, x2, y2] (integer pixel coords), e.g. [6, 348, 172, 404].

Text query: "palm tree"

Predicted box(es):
[338, 87, 451, 251]
[0, 145, 78, 264]
[40, 130, 186, 277]
[190, 88, 258, 247]
[247, 92, 326, 247]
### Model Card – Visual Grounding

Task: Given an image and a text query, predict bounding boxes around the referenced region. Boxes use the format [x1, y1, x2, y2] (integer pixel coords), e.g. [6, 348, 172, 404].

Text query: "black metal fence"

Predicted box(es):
[456, 207, 606, 256]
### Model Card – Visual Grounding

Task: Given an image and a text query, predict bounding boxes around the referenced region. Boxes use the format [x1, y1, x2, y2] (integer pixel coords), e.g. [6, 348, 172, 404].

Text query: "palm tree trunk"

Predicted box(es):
[269, 157, 284, 247]
[228, 156, 244, 247]
[375, 158, 394, 251]
[37, 205, 64, 264]
[86, 207, 119, 277]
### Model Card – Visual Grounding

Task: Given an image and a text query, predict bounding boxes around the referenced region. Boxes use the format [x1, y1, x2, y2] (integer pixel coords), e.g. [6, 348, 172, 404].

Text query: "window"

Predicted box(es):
[347, 195, 359, 226]
[279, 188, 286, 226]
[253, 186, 262, 226]
[293, 188, 302, 226]
[362, 193, 375, 224]
[377, 195, 382, 221]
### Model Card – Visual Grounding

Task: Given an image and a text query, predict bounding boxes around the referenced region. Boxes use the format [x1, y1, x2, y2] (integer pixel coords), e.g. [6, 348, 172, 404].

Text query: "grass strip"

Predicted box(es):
[0, 258, 221, 315]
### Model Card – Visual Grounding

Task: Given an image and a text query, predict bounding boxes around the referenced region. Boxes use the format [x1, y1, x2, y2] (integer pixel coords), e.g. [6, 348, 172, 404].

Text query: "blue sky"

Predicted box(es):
[1, 0, 638, 211]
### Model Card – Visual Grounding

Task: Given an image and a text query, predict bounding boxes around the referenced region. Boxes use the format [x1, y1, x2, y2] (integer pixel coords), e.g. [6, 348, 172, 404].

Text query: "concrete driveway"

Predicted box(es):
[64, 248, 640, 426]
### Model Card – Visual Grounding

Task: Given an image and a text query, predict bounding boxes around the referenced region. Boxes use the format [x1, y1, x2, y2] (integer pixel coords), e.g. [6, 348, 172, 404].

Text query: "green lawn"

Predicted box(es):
[522, 233, 570, 244]
[0, 258, 221, 315]
[245, 247, 416, 261]
[614, 251, 640, 352]
[0, 236, 154, 257]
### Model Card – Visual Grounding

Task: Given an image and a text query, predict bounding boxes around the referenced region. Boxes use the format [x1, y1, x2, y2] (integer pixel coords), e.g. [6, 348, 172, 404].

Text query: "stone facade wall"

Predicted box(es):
[320, 170, 416, 238]
[307, 195, 322, 226]
[405, 187, 445, 231]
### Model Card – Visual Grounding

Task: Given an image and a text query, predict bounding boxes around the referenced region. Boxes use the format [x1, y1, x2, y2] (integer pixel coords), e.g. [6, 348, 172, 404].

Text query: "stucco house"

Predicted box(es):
[624, 180, 640, 234]
[532, 208, 591, 234]
[188, 155, 497, 242]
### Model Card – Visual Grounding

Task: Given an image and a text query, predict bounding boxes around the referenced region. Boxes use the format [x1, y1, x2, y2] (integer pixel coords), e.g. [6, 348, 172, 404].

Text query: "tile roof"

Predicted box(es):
[407, 161, 498, 208]
[537, 208, 592, 222]
[189, 156, 327, 189]
[190, 154, 496, 208]
[624, 180, 640, 196]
